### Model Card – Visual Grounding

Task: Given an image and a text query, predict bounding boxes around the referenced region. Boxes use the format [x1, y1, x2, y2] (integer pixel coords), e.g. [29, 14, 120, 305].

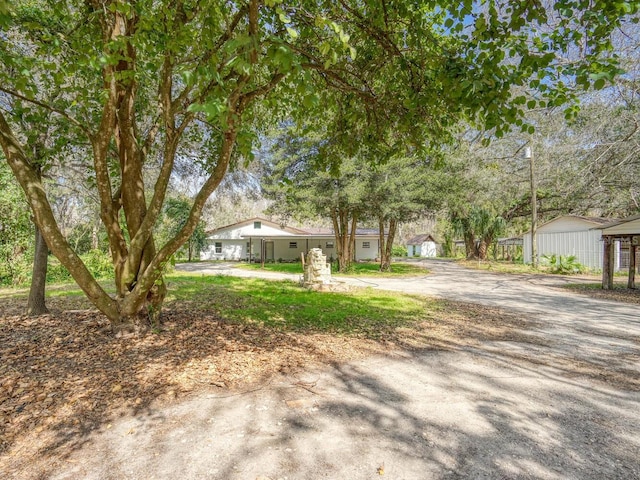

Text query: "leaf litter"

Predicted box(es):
[1, 289, 638, 478]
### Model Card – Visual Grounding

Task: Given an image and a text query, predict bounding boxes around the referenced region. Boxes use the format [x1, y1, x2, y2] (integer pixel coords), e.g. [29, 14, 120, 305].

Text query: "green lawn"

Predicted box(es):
[0, 271, 439, 339]
[456, 259, 538, 274]
[164, 273, 437, 338]
[236, 261, 429, 277]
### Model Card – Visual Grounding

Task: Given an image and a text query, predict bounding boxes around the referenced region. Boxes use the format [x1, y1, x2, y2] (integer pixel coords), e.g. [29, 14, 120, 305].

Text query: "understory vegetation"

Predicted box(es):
[1, 250, 124, 287]
[541, 254, 587, 275]
[458, 258, 591, 276]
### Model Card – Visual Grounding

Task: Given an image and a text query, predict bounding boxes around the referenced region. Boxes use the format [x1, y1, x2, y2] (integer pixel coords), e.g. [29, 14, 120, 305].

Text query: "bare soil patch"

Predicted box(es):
[562, 283, 640, 305]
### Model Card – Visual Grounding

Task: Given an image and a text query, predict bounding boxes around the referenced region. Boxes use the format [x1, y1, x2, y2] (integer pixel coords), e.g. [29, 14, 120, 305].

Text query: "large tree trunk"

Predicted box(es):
[477, 239, 488, 260]
[0, 111, 121, 321]
[379, 218, 397, 272]
[26, 225, 49, 316]
[349, 215, 357, 265]
[332, 209, 356, 273]
[464, 232, 477, 260]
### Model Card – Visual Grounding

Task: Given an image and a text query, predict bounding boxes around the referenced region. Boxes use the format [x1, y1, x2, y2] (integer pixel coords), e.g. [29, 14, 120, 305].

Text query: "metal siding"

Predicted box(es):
[536, 230, 603, 269]
[524, 230, 604, 269]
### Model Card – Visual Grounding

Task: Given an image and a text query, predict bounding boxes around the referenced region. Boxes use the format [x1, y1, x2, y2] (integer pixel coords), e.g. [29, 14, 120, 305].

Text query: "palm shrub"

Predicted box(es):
[451, 207, 506, 260]
[542, 254, 587, 274]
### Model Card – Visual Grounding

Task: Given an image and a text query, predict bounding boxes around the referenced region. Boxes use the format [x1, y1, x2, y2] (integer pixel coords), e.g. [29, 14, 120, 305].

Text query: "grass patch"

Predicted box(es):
[165, 273, 432, 338]
[0, 280, 114, 301]
[457, 259, 603, 277]
[456, 260, 538, 274]
[236, 261, 428, 277]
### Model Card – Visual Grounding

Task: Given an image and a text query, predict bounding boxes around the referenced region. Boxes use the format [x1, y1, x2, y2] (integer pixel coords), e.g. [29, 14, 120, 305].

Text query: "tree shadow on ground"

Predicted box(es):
[44, 350, 640, 479]
[1, 276, 639, 479]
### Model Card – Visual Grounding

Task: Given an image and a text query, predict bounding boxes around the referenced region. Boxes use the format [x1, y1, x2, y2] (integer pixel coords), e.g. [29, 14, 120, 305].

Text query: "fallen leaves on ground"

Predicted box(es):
[563, 284, 640, 305]
[0, 291, 638, 478]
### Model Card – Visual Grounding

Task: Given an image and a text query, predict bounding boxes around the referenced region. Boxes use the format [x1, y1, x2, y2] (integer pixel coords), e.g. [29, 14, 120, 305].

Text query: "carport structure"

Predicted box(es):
[601, 215, 640, 290]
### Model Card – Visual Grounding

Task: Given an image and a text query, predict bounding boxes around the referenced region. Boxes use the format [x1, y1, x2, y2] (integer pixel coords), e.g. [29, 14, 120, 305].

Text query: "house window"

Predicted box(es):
[289, 242, 297, 249]
[214, 242, 222, 254]
[326, 241, 334, 249]
[362, 241, 371, 249]
[254, 221, 261, 229]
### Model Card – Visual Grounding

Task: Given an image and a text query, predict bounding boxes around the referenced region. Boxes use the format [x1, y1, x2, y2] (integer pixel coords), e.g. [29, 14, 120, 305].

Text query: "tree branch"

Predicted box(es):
[0, 86, 92, 138]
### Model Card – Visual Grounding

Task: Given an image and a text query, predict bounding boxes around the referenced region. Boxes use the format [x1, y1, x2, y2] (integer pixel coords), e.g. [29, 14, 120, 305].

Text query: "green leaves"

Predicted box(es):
[188, 100, 227, 123]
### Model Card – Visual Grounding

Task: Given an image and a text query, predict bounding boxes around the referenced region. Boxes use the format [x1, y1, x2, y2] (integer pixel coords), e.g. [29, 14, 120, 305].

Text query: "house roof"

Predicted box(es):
[206, 217, 307, 235]
[540, 215, 613, 228]
[497, 236, 523, 246]
[206, 217, 381, 237]
[406, 234, 436, 245]
[600, 214, 640, 236]
[521, 215, 616, 235]
[299, 227, 380, 235]
[564, 215, 613, 225]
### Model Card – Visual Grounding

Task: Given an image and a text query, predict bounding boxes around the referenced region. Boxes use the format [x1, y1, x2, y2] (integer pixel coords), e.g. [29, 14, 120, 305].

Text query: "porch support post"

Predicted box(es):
[602, 236, 615, 290]
[628, 240, 636, 290]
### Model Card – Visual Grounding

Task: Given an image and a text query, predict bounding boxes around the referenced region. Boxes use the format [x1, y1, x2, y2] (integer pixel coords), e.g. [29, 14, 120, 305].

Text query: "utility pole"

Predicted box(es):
[525, 145, 537, 268]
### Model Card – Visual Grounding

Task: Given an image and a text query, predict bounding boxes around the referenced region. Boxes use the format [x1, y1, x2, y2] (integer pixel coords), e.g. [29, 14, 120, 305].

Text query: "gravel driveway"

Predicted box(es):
[53, 260, 640, 480]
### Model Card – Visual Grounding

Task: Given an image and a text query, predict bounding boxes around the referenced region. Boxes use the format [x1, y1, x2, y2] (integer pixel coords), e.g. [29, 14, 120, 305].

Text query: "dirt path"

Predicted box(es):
[40, 261, 640, 479]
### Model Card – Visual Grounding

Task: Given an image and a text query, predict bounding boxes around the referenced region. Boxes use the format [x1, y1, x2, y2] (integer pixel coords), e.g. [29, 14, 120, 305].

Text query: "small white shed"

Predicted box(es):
[407, 234, 438, 258]
[523, 215, 615, 269]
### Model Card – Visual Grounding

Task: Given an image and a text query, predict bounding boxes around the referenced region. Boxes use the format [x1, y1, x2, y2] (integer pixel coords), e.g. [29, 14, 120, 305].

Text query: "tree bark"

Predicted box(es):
[379, 217, 397, 272]
[602, 236, 614, 290]
[349, 214, 357, 264]
[0, 111, 121, 321]
[628, 242, 636, 290]
[1, 6, 283, 330]
[477, 239, 489, 260]
[26, 225, 49, 316]
[332, 209, 356, 272]
[464, 232, 477, 260]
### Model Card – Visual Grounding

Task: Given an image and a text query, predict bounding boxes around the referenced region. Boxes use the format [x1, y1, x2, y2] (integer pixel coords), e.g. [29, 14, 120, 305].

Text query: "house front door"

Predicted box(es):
[265, 241, 274, 261]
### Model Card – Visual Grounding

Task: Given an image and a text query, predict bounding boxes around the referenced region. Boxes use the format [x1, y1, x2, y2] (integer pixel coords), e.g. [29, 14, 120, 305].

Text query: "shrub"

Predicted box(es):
[82, 249, 114, 279]
[541, 254, 587, 274]
[47, 250, 114, 283]
[391, 245, 407, 257]
[0, 245, 32, 286]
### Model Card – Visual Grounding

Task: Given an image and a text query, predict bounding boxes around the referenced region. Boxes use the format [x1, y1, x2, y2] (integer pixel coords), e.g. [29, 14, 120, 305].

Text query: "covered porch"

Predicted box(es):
[601, 216, 640, 290]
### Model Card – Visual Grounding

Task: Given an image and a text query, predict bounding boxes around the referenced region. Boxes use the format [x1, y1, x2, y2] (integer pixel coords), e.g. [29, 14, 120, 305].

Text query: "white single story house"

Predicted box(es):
[523, 215, 617, 270]
[406, 234, 438, 257]
[201, 217, 381, 262]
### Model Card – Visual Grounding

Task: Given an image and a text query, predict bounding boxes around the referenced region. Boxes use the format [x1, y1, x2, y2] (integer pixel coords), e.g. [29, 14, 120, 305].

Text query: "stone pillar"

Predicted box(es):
[303, 248, 332, 287]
